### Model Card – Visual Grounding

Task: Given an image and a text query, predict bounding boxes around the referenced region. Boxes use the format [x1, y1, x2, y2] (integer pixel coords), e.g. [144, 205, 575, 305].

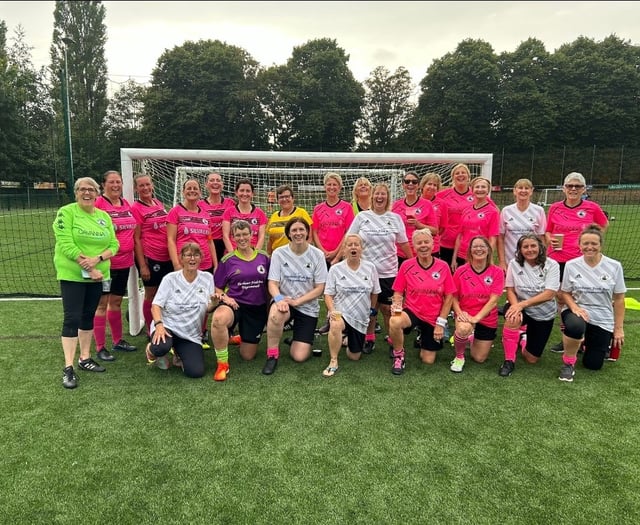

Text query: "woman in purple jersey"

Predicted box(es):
[557, 225, 626, 382]
[210, 220, 270, 382]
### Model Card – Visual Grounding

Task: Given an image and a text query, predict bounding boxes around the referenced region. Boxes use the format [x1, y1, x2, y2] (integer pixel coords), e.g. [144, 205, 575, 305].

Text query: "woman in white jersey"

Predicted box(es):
[557, 224, 625, 382]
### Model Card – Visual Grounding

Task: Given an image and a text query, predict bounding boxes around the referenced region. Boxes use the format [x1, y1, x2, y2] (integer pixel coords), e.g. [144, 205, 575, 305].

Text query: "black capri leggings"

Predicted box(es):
[561, 310, 611, 370]
[60, 280, 103, 337]
[149, 331, 205, 378]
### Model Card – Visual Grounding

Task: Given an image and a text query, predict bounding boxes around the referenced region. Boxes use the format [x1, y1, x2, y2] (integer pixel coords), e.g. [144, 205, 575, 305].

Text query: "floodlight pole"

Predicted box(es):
[61, 37, 75, 199]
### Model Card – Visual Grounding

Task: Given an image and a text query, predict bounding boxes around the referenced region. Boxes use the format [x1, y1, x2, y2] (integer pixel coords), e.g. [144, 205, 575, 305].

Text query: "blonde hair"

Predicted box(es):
[351, 177, 372, 202]
[324, 172, 343, 187]
[449, 163, 471, 187]
[371, 183, 391, 212]
[420, 172, 442, 193]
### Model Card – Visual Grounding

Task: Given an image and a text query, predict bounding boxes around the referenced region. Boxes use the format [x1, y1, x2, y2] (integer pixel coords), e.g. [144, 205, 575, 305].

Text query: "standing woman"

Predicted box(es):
[263, 217, 327, 375]
[210, 220, 270, 382]
[351, 177, 373, 215]
[200, 172, 235, 263]
[450, 236, 505, 373]
[497, 178, 546, 272]
[311, 172, 355, 268]
[500, 234, 560, 377]
[322, 234, 380, 377]
[146, 243, 216, 378]
[391, 171, 437, 268]
[452, 176, 500, 271]
[347, 183, 411, 353]
[388, 229, 455, 375]
[545, 172, 608, 353]
[266, 184, 312, 255]
[557, 225, 625, 382]
[221, 179, 268, 254]
[437, 163, 474, 268]
[420, 172, 449, 258]
[93, 170, 138, 361]
[131, 173, 172, 337]
[53, 177, 119, 388]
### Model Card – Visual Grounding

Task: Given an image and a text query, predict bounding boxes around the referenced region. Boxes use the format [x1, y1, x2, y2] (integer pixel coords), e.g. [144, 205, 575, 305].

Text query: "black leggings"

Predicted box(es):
[561, 310, 611, 370]
[150, 331, 205, 378]
[60, 280, 103, 337]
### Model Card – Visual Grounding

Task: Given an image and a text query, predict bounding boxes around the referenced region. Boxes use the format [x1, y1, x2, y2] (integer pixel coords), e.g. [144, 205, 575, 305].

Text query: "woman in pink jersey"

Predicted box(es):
[545, 172, 608, 354]
[389, 229, 455, 376]
[221, 178, 268, 254]
[420, 172, 449, 258]
[132, 173, 172, 337]
[93, 170, 138, 361]
[437, 163, 474, 268]
[200, 172, 235, 263]
[451, 236, 504, 373]
[311, 172, 355, 269]
[391, 171, 437, 268]
[452, 176, 500, 271]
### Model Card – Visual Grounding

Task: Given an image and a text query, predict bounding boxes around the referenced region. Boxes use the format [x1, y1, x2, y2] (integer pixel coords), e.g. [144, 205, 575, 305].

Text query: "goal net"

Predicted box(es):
[120, 149, 493, 335]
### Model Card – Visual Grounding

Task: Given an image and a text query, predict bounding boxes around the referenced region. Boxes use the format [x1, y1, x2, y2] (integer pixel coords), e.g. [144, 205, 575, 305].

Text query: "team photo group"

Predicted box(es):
[52, 164, 625, 389]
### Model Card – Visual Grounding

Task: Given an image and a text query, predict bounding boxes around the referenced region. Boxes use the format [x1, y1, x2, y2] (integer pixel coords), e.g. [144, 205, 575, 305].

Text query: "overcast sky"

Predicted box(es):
[2, 0, 640, 92]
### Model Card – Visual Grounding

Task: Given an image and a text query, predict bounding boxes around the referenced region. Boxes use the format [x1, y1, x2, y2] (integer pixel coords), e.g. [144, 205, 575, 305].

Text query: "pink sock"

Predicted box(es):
[267, 347, 280, 359]
[563, 355, 577, 366]
[502, 327, 520, 362]
[107, 310, 123, 344]
[454, 334, 468, 359]
[143, 300, 153, 335]
[393, 349, 405, 358]
[365, 333, 375, 342]
[93, 315, 106, 349]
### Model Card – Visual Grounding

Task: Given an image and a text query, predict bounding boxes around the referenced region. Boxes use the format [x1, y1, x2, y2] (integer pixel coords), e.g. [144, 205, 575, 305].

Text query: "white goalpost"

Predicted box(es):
[120, 148, 493, 336]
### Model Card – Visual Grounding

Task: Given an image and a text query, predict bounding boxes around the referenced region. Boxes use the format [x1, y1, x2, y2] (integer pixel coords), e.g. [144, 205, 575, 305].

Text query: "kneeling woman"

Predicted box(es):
[557, 224, 625, 382]
[389, 229, 455, 376]
[451, 236, 504, 373]
[211, 220, 270, 382]
[500, 234, 559, 377]
[322, 234, 380, 377]
[147, 243, 215, 378]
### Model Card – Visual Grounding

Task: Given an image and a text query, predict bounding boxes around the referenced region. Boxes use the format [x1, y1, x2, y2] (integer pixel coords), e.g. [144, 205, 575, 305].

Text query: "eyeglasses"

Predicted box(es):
[278, 194, 292, 199]
[565, 184, 584, 189]
[182, 253, 201, 259]
[77, 188, 97, 193]
[403, 179, 419, 185]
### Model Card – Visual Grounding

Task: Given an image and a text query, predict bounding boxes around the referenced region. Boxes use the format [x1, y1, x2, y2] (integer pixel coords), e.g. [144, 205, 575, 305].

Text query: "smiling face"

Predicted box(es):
[372, 185, 389, 212]
[402, 174, 420, 197]
[513, 183, 532, 202]
[413, 232, 434, 257]
[563, 179, 586, 204]
[182, 180, 202, 202]
[135, 176, 154, 201]
[75, 182, 98, 209]
[520, 237, 540, 263]
[324, 177, 341, 200]
[452, 165, 470, 189]
[206, 173, 223, 195]
[232, 226, 252, 250]
[102, 172, 123, 199]
[287, 221, 309, 246]
[422, 179, 439, 199]
[579, 232, 602, 258]
[472, 178, 490, 200]
[277, 189, 294, 212]
[235, 183, 253, 204]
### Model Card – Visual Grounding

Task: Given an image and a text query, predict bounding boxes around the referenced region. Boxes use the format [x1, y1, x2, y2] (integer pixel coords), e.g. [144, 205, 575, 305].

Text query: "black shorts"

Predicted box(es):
[137, 258, 173, 287]
[404, 309, 443, 351]
[344, 320, 366, 354]
[378, 277, 395, 305]
[502, 303, 555, 357]
[289, 307, 318, 345]
[472, 321, 497, 341]
[213, 239, 226, 263]
[230, 303, 268, 344]
[105, 267, 131, 296]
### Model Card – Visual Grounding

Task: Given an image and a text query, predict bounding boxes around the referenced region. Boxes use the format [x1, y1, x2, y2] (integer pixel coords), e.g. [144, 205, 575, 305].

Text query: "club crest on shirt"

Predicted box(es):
[484, 276, 493, 285]
[97, 218, 106, 227]
[600, 273, 610, 281]
[336, 209, 343, 215]
[257, 265, 266, 274]
[467, 196, 474, 202]
[432, 271, 441, 280]
[577, 210, 587, 218]
[477, 212, 485, 219]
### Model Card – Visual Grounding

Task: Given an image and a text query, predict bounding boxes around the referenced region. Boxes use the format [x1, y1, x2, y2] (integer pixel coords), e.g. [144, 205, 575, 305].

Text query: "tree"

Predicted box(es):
[357, 66, 415, 152]
[50, 0, 109, 178]
[142, 39, 268, 150]
[415, 39, 499, 152]
[495, 38, 557, 150]
[258, 38, 364, 151]
[104, 79, 146, 167]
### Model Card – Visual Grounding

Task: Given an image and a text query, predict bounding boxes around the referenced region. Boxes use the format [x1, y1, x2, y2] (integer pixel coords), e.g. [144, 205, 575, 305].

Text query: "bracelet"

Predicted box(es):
[154, 320, 163, 325]
[436, 317, 448, 328]
[274, 294, 284, 303]
[99, 255, 104, 261]
[370, 307, 378, 316]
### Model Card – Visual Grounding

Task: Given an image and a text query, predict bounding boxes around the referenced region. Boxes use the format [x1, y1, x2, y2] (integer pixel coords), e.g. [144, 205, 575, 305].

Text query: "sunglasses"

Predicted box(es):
[565, 184, 585, 189]
[403, 179, 419, 185]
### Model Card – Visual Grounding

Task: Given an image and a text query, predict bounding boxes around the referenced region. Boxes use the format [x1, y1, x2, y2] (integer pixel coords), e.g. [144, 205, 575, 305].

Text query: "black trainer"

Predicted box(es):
[550, 341, 564, 353]
[413, 333, 422, 349]
[374, 322, 382, 334]
[96, 347, 116, 361]
[499, 360, 515, 377]
[78, 357, 106, 372]
[112, 339, 137, 352]
[62, 366, 77, 389]
[262, 357, 278, 375]
[316, 319, 330, 335]
[363, 340, 375, 355]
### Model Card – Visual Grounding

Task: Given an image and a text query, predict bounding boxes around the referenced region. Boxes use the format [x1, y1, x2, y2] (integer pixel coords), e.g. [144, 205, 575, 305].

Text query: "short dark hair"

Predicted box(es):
[515, 234, 546, 267]
[284, 217, 310, 240]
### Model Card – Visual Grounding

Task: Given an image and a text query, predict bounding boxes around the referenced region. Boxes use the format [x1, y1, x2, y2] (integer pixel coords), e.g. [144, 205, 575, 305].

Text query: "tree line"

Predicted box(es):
[1, 1, 640, 188]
